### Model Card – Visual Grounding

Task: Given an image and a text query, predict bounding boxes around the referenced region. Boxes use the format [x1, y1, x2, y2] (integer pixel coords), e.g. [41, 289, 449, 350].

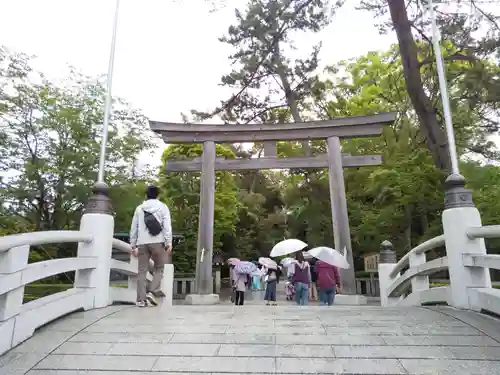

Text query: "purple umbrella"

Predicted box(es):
[234, 261, 258, 275]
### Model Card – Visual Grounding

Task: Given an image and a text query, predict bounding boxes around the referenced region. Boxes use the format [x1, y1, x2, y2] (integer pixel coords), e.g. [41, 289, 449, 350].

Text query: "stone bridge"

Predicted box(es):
[1, 175, 500, 374]
[2, 303, 500, 374]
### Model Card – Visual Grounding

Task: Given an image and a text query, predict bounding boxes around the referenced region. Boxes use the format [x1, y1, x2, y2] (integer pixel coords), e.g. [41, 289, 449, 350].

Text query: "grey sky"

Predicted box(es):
[0, 0, 397, 168]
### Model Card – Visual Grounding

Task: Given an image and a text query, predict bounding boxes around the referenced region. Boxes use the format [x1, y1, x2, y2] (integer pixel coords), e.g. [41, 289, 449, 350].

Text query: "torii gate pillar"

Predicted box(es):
[327, 136, 356, 294]
[195, 141, 216, 295]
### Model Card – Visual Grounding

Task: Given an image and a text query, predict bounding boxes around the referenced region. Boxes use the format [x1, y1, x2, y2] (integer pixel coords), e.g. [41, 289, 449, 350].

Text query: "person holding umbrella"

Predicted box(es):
[308, 258, 319, 302]
[259, 257, 279, 305]
[233, 261, 257, 306]
[228, 258, 240, 303]
[316, 260, 341, 306]
[264, 267, 280, 305]
[291, 252, 311, 305]
[269, 239, 310, 305]
[233, 272, 249, 306]
[308, 246, 349, 306]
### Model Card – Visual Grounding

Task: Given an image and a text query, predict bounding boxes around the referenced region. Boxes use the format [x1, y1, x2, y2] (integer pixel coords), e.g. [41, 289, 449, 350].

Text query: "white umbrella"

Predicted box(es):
[308, 246, 350, 269]
[280, 257, 295, 267]
[259, 257, 278, 270]
[270, 239, 308, 258]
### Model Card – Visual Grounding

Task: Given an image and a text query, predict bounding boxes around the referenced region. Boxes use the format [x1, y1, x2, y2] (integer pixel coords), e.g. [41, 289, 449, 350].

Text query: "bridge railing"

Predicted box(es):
[463, 225, 500, 314]
[377, 237, 449, 307]
[0, 230, 96, 355]
[0, 203, 175, 355]
[378, 174, 499, 316]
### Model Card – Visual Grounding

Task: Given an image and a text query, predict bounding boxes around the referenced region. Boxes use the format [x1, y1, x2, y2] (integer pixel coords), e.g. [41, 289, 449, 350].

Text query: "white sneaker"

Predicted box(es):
[146, 292, 158, 306]
[136, 301, 147, 307]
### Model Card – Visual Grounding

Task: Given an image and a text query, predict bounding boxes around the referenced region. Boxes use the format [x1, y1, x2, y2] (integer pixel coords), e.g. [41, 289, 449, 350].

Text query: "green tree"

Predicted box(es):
[193, 0, 344, 154]
[308, 43, 500, 257]
[109, 181, 151, 233]
[0, 47, 154, 234]
[357, 0, 500, 171]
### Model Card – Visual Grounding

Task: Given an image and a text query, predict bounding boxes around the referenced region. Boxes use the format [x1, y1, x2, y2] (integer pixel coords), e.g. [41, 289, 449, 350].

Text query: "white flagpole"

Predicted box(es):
[428, 0, 460, 175]
[97, 0, 121, 183]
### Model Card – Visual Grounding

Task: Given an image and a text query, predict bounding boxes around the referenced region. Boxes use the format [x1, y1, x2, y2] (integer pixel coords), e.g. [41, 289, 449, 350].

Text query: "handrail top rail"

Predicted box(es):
[112, 238, 132, 254]
[466, 225, 500, 240]
[388, 234, 445, 279]
[112, 238, 155, 268]
[0, 230, 93, 253]
[0, 257, 97, 296]
[387, 256, 448, 297]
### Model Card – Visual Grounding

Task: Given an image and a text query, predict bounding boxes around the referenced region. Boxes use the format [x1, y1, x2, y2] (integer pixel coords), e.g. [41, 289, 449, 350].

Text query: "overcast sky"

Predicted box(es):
[0, 0, 397, 169]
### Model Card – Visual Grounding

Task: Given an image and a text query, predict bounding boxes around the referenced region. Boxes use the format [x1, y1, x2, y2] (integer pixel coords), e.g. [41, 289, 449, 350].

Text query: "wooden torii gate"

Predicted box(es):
[150, 112, 396, 298]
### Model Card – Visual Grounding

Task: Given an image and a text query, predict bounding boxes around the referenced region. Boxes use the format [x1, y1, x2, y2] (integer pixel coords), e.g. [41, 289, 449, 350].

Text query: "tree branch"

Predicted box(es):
[418, 52, 477, 68]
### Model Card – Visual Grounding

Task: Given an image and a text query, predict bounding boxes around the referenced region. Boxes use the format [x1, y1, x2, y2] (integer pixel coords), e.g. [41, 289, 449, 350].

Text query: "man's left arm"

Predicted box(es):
[129, 207, 139, 256]
[162, 204, 173, 249]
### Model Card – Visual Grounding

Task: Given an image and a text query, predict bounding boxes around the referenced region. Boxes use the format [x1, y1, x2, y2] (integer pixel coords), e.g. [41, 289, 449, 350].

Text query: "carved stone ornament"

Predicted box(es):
[379, 240, 397, 264]
[212, 250, 224, 266]
[443, 173, 475, 209]
[84, 182, 113, 215]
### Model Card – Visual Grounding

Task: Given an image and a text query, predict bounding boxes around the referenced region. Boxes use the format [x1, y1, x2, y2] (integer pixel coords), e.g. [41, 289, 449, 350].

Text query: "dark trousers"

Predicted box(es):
[264, 280, 277, 301]
[235, 291, 245, 305]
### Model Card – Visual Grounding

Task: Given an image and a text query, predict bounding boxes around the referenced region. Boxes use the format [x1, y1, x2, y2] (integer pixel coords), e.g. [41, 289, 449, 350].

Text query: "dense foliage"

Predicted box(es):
[0, 47, 155, 262]
[1, 1, 499, 277]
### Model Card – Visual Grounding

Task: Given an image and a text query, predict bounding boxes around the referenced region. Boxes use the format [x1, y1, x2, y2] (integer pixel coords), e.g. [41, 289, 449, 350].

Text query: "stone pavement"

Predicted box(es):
[1, 303, 500, 374]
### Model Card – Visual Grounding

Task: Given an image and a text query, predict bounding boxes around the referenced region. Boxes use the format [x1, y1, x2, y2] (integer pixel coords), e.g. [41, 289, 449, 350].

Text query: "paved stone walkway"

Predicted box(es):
[2, 304, 500, 374]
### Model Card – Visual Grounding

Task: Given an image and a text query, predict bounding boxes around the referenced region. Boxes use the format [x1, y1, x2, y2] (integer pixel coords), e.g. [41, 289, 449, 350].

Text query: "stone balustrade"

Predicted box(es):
[0, 194, 175, 355]
[3, 173, 500, 358]
[378, 174, 500, 316]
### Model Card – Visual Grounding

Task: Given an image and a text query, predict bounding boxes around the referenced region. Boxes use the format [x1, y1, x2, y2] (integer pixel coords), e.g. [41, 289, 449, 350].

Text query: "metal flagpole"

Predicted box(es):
[428, 0, 460, 175]
[97, 0, 121, 183]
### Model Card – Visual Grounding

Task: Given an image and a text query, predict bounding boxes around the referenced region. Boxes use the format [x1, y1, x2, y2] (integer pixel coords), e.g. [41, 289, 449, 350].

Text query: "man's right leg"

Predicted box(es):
[136, 245, 149, 306]
[148, 243, 166, 305]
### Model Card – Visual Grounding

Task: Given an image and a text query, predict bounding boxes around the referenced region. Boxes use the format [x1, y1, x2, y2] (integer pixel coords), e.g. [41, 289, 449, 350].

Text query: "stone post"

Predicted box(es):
[214, 269, 221, 294]
[0, 245, 29, 323]
[128, 255, 138, 295]
[326, 136, 356, 294]
[442, 174, 491, 310]
[161, 264, 174, 306]
[74, 182, 114, 309]
[378, 240, 399, 307]
[263, 141, 277, 157]
[0, 245, 30, 354]
[186, 141, 219, 304]
[409, 249, 429, 294]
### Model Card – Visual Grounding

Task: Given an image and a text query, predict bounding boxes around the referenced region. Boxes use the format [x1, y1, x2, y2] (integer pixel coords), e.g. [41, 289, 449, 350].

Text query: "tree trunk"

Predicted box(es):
[388, 0, 451, 172]
[273, 47, 311, 156]
[404, 205, 412, 253]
